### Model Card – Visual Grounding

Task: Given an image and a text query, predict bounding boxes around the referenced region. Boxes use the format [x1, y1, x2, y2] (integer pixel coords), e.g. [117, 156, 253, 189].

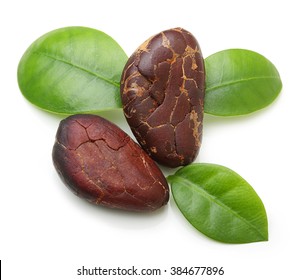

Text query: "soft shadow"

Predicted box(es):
[51, 170, 170, 231]
[203, 109, 265, 128]
[203, 90, 282, 128]
[96, 108, 126, 125]
[88, 200, 170, 230]
[23, 95, 126, 124]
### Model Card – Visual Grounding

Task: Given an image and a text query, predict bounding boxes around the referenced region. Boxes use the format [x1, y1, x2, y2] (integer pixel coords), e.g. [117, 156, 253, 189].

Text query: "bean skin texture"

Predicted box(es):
[52, 114, 169, 212]
[120, 28, 205, 168]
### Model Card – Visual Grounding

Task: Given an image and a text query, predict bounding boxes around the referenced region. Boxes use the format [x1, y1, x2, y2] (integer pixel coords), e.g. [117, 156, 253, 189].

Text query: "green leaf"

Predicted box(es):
[17, 26, 128, 114]
[204, 49, 282, 116]
[168, 163, 268, 244]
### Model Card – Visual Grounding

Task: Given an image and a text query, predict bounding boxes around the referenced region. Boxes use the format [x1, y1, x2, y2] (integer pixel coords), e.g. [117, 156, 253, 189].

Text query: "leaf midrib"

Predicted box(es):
[206, 75, 280, 93]
[170, 175, 266, 240]
[33, 50, 120, 88]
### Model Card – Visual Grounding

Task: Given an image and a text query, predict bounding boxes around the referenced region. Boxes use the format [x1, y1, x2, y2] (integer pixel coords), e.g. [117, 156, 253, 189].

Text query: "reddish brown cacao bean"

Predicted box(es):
[120, 28, 205, 167]
[52, 114, 169, 212]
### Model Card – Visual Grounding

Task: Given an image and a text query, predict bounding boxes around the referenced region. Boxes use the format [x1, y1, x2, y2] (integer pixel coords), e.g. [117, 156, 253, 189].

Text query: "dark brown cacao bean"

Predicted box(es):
[52, 114, 169, 212]
[120, 28, 205, 167]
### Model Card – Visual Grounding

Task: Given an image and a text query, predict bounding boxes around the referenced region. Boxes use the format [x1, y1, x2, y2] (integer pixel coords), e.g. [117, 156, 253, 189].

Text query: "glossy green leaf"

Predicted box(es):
[204, 49, 282, 116]
[168, 163, 268, 244]
[17, 26, 128, 114]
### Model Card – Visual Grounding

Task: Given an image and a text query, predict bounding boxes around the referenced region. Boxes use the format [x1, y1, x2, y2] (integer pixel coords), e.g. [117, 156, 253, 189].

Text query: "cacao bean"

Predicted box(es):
[121, 28, 205, 167]
[52, 114, 169, 212]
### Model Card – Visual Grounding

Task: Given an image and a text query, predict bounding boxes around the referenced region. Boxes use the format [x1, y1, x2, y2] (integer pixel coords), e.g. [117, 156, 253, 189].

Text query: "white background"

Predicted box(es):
[1, 0, 298, 279]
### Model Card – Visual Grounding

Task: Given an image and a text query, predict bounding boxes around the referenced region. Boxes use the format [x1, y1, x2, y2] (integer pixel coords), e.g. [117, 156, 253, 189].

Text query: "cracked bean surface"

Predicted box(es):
[52, 114, 169, 212]
[121, 28, 205, 167]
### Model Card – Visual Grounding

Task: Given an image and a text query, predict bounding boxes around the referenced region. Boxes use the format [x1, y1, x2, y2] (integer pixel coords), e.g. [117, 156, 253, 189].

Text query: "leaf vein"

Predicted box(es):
[32, 50, 120, 88]
[206, 76, 280, 93]
[173, 176, 266, 239]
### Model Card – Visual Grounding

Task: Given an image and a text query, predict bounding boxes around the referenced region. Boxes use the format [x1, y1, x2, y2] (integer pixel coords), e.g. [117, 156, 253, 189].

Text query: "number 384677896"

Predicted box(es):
[170, 266, 224, 276]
